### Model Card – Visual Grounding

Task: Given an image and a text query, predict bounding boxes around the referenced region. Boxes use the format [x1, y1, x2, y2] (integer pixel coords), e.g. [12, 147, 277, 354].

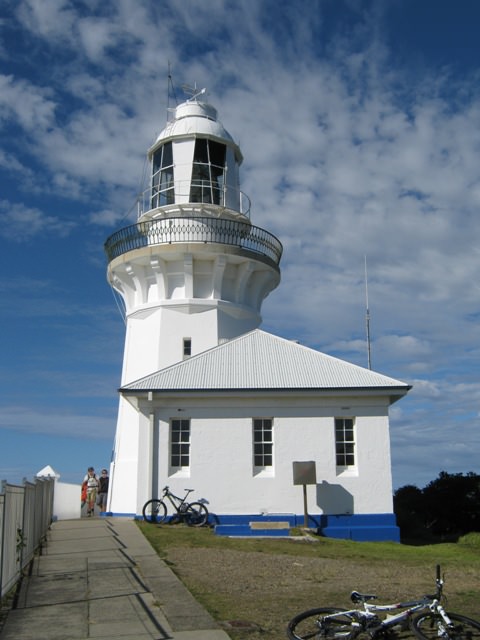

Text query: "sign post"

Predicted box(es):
[292, 461, 317, 528]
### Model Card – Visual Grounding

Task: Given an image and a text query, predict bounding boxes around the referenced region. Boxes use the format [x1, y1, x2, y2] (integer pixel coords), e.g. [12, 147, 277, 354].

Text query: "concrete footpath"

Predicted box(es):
[1, 517, 230, 640]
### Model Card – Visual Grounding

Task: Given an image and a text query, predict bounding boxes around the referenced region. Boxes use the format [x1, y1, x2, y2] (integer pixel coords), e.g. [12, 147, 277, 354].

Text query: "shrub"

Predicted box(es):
[458, 532, 480, 547]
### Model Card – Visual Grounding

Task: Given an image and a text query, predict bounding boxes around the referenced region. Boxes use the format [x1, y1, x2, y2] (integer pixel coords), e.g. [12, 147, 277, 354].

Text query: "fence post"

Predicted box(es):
[0, 480, 6, 598]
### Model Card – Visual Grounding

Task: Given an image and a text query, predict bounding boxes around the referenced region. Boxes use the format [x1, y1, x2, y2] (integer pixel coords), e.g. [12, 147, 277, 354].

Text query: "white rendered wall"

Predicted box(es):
[108, 397, 141, 514]
[111, 250, 275, 379]
[53, 482, 81, 520]
[171, 139, 193, 204]
[120, 304, 260, 382]
[118, 393, 395, 518]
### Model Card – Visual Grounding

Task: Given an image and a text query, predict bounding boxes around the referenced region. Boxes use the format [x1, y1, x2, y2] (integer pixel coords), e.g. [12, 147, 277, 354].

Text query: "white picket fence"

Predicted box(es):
[0, 478, 54, 598]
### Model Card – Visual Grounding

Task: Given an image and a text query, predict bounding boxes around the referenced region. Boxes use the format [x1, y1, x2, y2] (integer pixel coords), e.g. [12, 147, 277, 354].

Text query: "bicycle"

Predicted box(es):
[286, 565, 480, 640]
[142, 486, 209, 527]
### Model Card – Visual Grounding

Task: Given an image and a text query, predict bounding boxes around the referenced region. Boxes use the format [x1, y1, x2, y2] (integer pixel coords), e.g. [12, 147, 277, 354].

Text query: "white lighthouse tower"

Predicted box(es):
[105, 91, 283, 515]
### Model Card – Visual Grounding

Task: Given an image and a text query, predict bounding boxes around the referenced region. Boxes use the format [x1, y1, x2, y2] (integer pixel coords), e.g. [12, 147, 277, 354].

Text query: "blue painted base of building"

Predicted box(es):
[211, 513, 400, 542]
[214, 523, 291, 537]
[319, 514, 400, 542]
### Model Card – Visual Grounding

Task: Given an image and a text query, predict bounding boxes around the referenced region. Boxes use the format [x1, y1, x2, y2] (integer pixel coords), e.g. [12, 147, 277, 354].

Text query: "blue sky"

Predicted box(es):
[0, 0, 479, 490]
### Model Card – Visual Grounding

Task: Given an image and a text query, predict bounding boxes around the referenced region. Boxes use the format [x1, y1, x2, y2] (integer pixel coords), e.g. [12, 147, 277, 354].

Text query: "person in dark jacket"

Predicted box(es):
[97, 469, 109, 514]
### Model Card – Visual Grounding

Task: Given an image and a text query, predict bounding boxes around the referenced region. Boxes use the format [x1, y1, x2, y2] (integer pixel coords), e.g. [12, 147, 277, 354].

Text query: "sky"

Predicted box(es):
[0, 0, 479, 491]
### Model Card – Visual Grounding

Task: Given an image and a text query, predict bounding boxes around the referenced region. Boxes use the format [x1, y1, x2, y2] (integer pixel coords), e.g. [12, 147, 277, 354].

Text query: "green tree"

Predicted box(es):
[394, 471, 480, 542]
[393, 484, 426, 541]
[422, 471, 480, 536]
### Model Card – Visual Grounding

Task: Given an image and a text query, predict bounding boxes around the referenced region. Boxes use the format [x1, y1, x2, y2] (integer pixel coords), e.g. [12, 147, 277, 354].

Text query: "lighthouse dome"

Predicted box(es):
[150, 99, 242, 163]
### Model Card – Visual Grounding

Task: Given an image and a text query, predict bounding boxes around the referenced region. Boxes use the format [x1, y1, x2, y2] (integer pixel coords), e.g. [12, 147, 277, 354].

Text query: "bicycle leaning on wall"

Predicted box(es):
[286, 565, 480, 640]
[142, 486, 209, 527]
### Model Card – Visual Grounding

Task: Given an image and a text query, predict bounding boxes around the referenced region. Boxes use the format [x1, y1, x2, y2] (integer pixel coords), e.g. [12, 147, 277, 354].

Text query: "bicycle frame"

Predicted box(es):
[324, 566, 454, 636]
[161, 486, 193, 514]
[287, 565, 480, 640]
[353, 598, 434, 634]
[142, 486, 209, 527]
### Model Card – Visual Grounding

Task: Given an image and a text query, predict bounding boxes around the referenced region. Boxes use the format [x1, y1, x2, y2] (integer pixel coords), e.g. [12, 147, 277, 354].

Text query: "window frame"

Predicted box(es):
[252, 417, 274, 473]
[334, 417, 356, 470]
[183, 337, 192, 359]
[190, 138, 226, 205]
[170, 418, 191, 472]
[152, 141, 174, 207]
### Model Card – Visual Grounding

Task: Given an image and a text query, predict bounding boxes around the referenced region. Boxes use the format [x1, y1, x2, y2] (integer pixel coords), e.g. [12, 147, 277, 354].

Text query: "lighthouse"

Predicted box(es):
[105, 91, 283, 516]
[104, 89, 409, 541]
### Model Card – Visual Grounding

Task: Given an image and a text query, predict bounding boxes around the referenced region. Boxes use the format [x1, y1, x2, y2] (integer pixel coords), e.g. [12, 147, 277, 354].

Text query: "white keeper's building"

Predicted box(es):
[104, 91, 410, 541]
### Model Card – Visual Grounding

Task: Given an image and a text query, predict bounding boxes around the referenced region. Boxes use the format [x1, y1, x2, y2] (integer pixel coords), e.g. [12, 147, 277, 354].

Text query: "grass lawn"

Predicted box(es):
[138, 524, 480, 640]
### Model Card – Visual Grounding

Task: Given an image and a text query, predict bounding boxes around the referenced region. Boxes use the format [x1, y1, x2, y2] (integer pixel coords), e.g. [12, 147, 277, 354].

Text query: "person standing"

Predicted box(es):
[83, 467, 98, 516]
[97, 468, 109, 514]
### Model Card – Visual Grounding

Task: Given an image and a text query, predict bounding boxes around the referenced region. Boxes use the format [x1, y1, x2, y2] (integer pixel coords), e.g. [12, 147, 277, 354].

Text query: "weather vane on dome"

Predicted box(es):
[182, 83, 207, 102]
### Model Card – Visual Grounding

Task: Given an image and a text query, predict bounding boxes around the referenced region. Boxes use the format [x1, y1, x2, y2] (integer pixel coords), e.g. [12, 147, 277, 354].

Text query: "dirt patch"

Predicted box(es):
[165, 545, 478, 640]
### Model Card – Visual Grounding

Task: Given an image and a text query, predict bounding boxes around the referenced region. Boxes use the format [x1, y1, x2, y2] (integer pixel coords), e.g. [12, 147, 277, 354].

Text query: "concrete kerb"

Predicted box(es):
[0, 517, 230, 640]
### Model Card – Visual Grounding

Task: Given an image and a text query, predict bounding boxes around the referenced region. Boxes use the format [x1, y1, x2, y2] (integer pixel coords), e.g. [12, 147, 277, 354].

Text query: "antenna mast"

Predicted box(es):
[364, 256, 372, 370]
[167, 62, 178, 120]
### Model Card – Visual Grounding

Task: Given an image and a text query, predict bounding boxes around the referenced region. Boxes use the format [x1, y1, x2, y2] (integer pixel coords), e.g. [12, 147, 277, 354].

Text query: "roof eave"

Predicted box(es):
[119, 385, 412, 404]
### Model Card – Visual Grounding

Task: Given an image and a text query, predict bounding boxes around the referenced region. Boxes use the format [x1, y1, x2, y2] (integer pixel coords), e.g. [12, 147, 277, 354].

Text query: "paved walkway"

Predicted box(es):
[1, 517, 230, 640]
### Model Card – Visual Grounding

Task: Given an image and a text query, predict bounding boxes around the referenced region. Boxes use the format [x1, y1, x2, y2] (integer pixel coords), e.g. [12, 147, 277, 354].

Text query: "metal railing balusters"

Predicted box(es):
[105, 216, 282, 269]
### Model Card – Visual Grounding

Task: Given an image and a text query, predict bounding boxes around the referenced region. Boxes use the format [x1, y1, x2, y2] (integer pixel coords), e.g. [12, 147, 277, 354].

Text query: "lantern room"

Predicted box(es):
[139, 97, 248, 221]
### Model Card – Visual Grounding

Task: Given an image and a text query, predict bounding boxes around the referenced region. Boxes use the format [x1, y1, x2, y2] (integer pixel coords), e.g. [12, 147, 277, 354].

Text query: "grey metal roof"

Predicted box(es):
[122, 330, 410, 399]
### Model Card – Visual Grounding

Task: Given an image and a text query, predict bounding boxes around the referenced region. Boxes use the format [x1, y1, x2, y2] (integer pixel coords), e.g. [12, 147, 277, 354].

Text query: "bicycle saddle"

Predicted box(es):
[351, 591, 378, 603]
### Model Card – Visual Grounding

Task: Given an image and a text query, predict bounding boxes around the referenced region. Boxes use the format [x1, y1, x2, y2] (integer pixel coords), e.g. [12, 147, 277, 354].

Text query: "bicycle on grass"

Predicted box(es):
[286, 565, 480, 640]
[142, 486, 209, 527]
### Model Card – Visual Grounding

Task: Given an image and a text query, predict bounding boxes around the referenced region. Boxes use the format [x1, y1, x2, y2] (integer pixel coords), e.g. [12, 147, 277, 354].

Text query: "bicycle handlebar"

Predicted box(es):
[351, 566, 443, 609]
[435, 564, 444, 598]
[162, 485, 195, 496]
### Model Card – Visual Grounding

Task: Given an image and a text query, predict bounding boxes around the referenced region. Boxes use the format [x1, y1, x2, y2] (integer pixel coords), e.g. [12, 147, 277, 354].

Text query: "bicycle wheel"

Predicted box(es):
[184, 502, 209, 527]
[287, 608, 353, 640]
[142, 499, 167, 524]
[411, 612, 480, 640]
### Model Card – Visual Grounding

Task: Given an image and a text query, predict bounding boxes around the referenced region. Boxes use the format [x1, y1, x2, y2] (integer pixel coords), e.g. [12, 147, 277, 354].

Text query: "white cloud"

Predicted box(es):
[0, 149, 26, 172]
[76, 17, 120, 62]
[409, 379, 442, 399]
[16, 0, 76, 41]
[0, 200, 76, 241]
[0, 74, 56, 130]
[0, 406, 115, 440]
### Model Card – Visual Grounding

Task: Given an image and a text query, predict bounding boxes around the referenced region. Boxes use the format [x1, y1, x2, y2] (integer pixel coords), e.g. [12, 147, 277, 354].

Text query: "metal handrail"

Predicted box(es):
[139, 180, 251, 218]
[104, 216, 282, 268]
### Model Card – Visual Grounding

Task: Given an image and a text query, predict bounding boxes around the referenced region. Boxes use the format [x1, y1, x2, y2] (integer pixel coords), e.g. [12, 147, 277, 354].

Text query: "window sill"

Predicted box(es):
[253, 468, 274, 478]
[169, 469, 191, 478]
[335, 467, 358, 478]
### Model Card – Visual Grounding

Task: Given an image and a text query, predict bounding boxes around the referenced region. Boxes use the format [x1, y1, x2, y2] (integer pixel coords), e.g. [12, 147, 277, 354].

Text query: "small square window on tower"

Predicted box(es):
[183, 338, 192, 358]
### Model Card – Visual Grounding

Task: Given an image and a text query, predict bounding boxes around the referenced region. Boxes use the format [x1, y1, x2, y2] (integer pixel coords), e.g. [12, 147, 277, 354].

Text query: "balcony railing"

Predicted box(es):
[104, 217, 283, 268]
[139, 180, 251, 218]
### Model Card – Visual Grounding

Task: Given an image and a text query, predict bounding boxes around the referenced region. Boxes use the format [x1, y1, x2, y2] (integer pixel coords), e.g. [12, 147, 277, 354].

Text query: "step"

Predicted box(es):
[249, 521, 290, 530]
[214, 522, 291, 537]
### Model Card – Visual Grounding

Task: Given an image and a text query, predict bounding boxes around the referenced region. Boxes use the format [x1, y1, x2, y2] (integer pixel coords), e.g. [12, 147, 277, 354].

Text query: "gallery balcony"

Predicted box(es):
[104, 216, 283, 269]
